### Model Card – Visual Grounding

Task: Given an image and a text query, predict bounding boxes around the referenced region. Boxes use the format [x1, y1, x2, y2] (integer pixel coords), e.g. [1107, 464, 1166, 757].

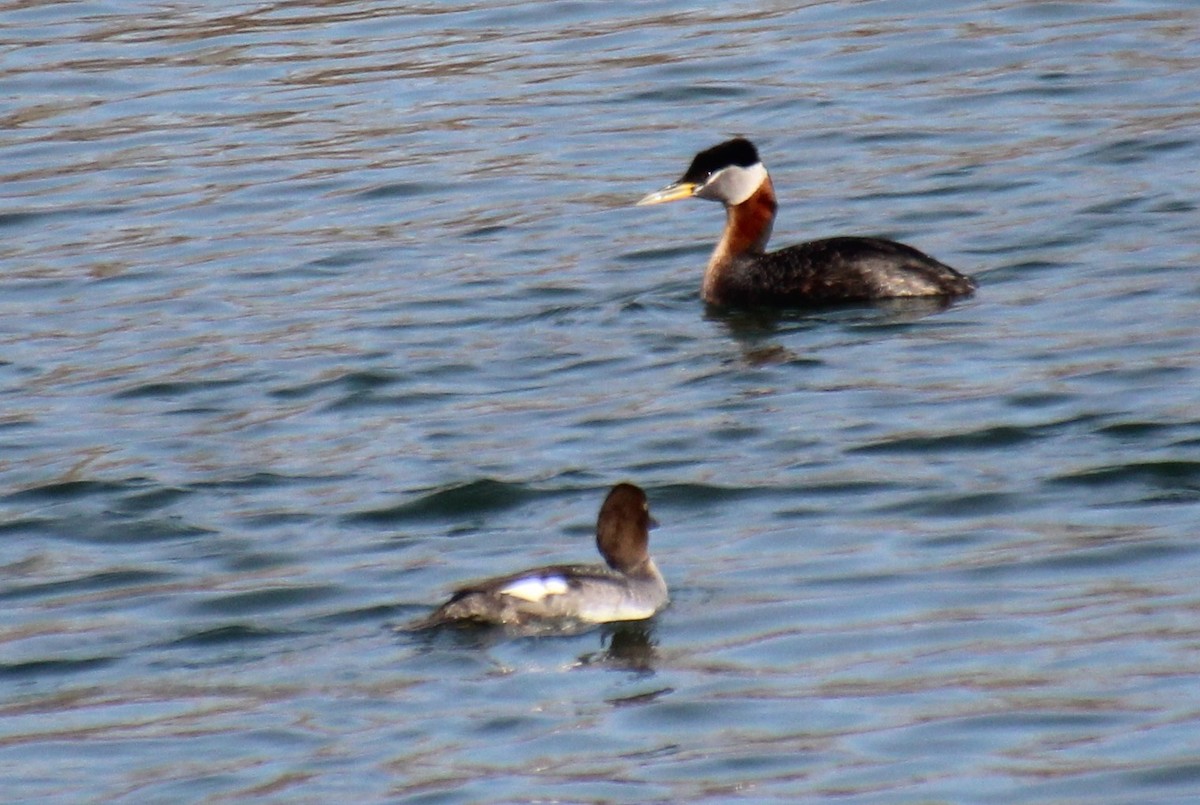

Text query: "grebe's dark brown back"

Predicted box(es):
[637, 138, 976, 307]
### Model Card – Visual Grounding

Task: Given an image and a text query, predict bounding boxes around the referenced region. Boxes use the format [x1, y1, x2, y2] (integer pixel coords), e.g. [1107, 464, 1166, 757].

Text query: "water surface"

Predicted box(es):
[3, 0, 1200, 801]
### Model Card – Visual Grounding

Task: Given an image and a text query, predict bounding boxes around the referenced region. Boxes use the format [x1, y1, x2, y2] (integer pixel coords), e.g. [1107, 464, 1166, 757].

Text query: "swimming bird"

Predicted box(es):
[413, 483, 667, 628]
[637, 138, 976, 307]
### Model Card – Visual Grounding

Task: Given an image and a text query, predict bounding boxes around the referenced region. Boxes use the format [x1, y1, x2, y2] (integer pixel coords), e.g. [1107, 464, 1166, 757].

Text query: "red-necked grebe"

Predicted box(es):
[637, 138, 976, 307]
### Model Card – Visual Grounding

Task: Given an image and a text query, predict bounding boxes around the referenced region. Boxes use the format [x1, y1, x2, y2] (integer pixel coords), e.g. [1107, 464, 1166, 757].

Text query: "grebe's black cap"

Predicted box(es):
[635, 137, 762, 207]
[680, 138, 760, 184]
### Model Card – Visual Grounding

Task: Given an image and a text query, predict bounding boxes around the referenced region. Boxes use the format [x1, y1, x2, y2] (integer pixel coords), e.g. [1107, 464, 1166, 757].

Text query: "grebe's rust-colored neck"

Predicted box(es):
[702, 175, 777, 304]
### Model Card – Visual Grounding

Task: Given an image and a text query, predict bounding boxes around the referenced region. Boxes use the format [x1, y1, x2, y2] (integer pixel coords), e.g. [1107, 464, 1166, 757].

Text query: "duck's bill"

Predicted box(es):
[635, 182, 698, 206]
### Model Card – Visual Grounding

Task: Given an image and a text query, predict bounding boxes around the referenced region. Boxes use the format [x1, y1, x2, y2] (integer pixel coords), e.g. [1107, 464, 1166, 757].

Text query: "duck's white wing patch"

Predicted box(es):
[499, 575, 569, 603]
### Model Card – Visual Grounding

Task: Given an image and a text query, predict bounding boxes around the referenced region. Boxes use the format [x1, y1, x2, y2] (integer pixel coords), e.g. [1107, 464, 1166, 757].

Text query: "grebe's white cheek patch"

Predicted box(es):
[697, 162, 767, 205]
[499, 576, 569, 602]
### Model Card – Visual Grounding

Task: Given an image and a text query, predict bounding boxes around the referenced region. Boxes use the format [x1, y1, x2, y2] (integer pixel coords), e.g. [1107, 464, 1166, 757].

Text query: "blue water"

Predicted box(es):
[3, 0, 1200, 801]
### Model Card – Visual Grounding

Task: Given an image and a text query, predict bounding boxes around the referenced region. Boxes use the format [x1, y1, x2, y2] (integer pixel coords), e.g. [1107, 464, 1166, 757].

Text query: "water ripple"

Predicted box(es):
[3, 0, 1200, 801]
